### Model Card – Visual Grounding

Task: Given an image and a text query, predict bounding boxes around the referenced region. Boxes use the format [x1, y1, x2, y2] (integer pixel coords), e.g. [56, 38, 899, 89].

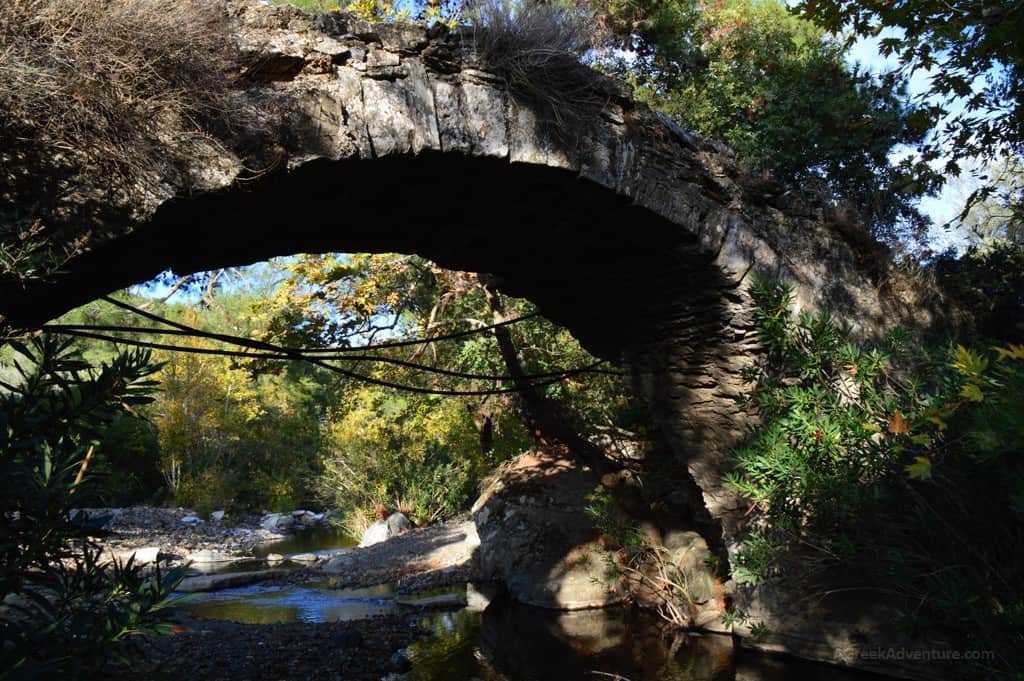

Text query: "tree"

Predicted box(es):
[796, 0, 1024, 227]
[797, 0, 1023, 163]
[255, 253, 645, 524]
[595, 0, 940, 242]
[955, 154, 1024, 244]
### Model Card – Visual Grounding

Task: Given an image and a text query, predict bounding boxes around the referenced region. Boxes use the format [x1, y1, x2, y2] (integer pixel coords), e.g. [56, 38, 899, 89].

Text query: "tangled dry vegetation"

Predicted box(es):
[0, 0, 261, 283]
[470, 0, 613, 132]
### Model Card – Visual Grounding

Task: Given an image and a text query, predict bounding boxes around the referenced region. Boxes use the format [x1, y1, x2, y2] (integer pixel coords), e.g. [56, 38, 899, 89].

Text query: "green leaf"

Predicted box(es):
[905, 456, 932, 480]
[961, 383, 984, 402]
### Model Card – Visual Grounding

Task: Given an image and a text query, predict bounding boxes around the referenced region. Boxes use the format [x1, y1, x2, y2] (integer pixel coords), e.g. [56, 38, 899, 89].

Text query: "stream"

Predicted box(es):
[175, 526, 892, 681]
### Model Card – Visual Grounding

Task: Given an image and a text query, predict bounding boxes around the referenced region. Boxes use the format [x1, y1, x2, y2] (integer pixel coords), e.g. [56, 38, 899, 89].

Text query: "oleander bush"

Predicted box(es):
[0, 336, 189, 679]
[727, 273, 1024, 678]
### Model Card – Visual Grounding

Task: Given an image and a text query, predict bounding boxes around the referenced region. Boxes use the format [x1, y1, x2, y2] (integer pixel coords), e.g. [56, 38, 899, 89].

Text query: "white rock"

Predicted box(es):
[189, 549, 228, 564]
[181, 515, 204, 524]
[266, 553, 285, 564]
[289, 553, 318, 563]
[359, 521, 391, 548]
[210, 510, 226, 522]
[260, 513, 295, 532]
[128, 546, 161, 565]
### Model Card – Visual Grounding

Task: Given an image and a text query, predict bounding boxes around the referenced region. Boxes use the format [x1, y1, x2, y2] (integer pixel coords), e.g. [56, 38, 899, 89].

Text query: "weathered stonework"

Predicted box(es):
[0, 2, 954, 674]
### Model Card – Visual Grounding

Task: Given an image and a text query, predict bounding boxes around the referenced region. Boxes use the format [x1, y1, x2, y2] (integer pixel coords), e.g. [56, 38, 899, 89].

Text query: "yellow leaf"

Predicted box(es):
[926, 415, 948, 431]
[905, 456, 932, 480]
[862, 421, 882, 433]
[960, 383, 984, 402]
[952, 345, 989, 376]
[887, 411, 909, 435]
[995, 343, 1024, 360]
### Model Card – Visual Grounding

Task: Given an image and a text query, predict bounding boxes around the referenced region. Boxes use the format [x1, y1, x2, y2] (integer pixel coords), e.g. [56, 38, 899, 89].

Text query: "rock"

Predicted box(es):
[359, 521, 390, 548]
[260, 513, 296, 532]
[188, 549, 233, 565]
[473, 452, 628, 610]
[695, 608, 723, 628]
[386, 512, 412, 535]
[289, 552, 318, 563]
[265, 553, 285, 565]
[126, 546, 161, 565]
[358, 512, 412, 548]
[662, 530, 719, 605]
[322, 552, 355, 573]
[291, 509, 311, 517]
[210, 510, 226, 522]
[181, 515, 204, 524]
[176, 569, 290, 593]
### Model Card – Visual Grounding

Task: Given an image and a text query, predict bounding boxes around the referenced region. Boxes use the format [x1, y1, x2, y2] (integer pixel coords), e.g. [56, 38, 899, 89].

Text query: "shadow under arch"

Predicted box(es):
[2, 152, 733, 363]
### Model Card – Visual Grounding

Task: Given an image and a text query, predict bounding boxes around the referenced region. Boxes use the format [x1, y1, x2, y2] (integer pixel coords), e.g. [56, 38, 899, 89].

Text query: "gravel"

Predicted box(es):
[120, 614, 425, 681]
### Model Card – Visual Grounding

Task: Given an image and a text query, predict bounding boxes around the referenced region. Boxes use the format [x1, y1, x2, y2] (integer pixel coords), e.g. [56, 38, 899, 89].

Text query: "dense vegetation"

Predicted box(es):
[726, 273, 1023, 678]
[0, 337, 188, 679]
[39, 255, 638, 534]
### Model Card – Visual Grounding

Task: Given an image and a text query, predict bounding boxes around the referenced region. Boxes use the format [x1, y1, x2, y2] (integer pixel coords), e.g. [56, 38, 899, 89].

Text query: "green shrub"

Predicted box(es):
[0, 335, 189, 678]
[728, 273, 1024, 677]
[175, 469, 241, 518]
[318, 386, 487, 527]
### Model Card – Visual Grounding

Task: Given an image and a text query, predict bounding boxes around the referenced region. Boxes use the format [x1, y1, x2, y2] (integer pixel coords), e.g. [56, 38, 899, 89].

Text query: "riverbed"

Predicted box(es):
[160, 524, 893, 681]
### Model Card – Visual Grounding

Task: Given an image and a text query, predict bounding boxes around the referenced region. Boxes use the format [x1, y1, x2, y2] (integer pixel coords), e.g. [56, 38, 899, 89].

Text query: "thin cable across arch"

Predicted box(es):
[35, 296, 622, 396]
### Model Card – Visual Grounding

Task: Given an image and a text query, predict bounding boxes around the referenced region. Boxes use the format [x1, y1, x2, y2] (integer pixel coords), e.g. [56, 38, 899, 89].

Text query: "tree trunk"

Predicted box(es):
[478, 278, 614, 478]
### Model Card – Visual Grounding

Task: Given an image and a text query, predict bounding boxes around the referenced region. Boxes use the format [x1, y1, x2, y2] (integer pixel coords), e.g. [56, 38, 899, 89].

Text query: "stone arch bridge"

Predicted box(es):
[0, 0, 943, 667]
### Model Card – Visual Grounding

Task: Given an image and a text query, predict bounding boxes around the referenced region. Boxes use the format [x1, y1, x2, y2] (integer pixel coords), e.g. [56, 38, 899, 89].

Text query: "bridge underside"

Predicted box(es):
[2, 153, 731, 363]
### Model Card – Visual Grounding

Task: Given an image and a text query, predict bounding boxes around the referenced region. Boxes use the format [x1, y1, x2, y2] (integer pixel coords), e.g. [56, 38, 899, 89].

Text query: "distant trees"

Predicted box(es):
[592, 0, 940, 242]
[795, 0, 1024, 240]
[257, 253, 641, 529]
[40, 254, 639, 531]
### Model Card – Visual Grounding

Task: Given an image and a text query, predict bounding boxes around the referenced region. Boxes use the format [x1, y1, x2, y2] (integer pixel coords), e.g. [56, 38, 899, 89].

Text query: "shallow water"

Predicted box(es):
[182, 580, 890, 681]
[181, 580, 399, 623]
[179, 525, 889, 681]
[251, 523, 357, 558]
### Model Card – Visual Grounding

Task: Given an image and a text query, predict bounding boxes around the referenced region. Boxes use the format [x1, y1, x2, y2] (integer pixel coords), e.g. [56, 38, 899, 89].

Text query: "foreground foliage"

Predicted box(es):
[0, 337, 187, 679]
[728, 274, 1024, 678]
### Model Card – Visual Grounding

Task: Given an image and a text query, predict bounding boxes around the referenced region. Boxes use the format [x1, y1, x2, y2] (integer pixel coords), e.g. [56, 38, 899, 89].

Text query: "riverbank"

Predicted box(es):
[92, 507, 483, 680]
[122, 613, 424, 681]
[77, 506, 305, 567]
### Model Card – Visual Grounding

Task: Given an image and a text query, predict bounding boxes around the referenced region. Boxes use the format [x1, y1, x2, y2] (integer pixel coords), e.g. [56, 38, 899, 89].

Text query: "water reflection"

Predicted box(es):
[182, 581, 396, 624]
[251, 524, 357, 558]
[408, 597, 732, 681]
[180, 580, 896, 681]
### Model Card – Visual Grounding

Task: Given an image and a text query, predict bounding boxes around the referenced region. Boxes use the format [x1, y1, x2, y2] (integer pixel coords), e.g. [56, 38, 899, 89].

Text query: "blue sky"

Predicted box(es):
[847, 30, 990, 253]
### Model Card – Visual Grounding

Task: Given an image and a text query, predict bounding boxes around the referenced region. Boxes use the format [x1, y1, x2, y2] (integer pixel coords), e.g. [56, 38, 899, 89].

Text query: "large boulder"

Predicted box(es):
[260, 513, 296, 532]
[472, 452, 628, 610]
[386, 511, 413, 535]
[359, 512, 413, 547]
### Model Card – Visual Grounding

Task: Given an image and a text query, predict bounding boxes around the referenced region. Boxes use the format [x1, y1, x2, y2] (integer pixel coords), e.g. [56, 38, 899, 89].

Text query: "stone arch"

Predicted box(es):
[0, 0, 947, 663]
[0, 0, 939, 547]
